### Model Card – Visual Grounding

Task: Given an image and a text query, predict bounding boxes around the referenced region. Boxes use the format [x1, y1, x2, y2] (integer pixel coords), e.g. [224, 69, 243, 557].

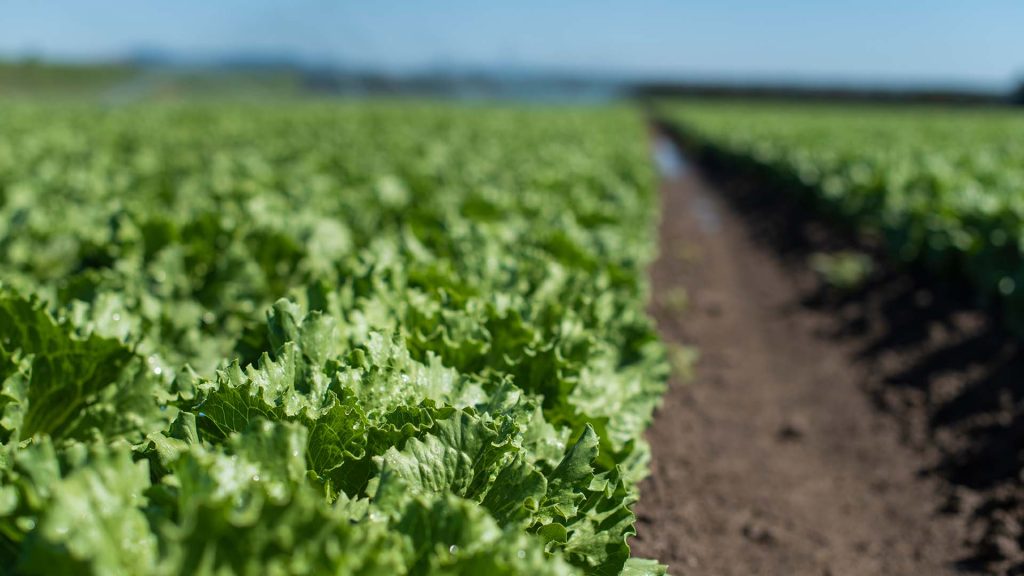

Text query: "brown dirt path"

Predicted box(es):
[630, 132, 968, 575]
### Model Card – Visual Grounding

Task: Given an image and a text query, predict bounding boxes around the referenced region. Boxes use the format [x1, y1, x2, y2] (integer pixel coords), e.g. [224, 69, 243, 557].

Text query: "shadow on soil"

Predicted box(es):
[653, 120, 1024, 572]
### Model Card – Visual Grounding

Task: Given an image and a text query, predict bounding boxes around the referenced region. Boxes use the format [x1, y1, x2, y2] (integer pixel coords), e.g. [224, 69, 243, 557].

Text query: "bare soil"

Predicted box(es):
[630, 128, 1024, 575]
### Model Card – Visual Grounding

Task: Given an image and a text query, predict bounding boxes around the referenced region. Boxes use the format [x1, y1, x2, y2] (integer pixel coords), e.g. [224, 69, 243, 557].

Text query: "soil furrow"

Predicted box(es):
[632, 131, 967, 575]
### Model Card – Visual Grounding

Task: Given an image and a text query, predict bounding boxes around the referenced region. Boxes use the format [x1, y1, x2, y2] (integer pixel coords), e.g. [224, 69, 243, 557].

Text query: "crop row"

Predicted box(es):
[662, 101, 1024, 330]
[0, 104, 667, 575]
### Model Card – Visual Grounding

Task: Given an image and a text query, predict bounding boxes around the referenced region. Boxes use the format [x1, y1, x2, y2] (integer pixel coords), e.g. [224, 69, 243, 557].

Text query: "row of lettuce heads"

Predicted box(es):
[0, 104, 669, 575]
[662, 100, 1024, 330]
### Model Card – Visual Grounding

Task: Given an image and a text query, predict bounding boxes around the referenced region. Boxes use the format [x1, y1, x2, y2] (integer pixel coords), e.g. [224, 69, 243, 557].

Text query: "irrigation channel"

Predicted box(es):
[628, 127, 1013, 575]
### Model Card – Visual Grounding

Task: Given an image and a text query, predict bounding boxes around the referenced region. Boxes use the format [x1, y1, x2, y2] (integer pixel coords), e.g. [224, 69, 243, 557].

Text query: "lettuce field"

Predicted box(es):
[0, 104, 669, 575]
[650, 100, 1024, 573]
[5, 93, 1024, 575]
[662, 101, 1024, 329]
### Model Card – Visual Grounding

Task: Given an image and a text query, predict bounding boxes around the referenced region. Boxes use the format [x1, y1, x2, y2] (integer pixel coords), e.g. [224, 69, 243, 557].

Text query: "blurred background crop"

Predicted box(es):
[1, 0, 1022, 104]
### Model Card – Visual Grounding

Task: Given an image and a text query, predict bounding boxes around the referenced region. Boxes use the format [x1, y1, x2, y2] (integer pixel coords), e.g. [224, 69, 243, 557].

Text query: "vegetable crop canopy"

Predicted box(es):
[662, 100, 1024, 331]
[0, 103, 668, 575]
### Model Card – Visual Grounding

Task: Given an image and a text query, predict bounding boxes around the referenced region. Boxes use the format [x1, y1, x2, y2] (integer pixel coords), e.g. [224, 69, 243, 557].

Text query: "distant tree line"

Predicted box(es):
[634, 81, 1022, 107]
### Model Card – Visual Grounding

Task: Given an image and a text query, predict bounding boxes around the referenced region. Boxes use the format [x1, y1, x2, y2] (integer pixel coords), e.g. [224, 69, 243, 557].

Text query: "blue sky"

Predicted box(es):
[1, 1, 1022, 88]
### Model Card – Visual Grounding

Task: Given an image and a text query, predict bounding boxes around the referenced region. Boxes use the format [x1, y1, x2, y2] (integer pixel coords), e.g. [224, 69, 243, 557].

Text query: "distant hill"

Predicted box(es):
[0, 54, 1019, 106]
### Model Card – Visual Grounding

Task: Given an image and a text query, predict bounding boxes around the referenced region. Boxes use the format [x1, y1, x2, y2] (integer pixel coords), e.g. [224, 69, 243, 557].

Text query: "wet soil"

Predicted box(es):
[630, 128, 1024, 575]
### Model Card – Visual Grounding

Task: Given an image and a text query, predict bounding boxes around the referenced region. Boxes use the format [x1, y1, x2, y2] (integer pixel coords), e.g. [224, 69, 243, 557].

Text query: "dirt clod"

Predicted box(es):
[777, 416, 808, 442]
[741, 521, 777, 546]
